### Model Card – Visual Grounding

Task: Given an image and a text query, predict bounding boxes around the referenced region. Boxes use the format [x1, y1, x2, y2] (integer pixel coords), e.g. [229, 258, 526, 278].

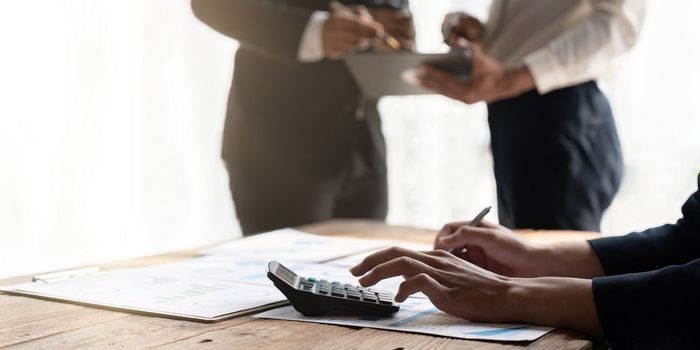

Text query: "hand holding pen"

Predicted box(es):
[442, 12, 483, 46]
[326, 0, 401, 57]
[435, 206, 492, 255]
[433, 211, 555, 278]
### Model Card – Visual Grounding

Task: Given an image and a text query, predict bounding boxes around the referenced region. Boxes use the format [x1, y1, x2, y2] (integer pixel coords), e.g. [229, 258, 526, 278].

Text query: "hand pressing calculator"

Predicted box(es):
[267, 261, 400, 317]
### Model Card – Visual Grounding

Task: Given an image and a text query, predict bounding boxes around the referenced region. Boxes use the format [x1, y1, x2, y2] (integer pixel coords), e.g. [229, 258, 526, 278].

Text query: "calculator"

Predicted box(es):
[267, 261, 400, 317]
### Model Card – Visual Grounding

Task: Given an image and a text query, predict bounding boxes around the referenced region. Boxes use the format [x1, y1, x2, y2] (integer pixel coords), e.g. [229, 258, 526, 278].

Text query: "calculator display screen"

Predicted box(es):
[274, 263, 298, 285]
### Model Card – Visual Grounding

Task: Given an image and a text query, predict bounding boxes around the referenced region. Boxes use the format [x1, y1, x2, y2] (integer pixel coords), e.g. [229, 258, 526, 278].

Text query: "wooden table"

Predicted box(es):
[0, 220, 599, 349]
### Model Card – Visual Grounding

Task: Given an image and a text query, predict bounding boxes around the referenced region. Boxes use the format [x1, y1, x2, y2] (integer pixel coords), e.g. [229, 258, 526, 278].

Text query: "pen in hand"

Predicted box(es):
[329, 0, 401, 51]
[448, 206, 491, 254]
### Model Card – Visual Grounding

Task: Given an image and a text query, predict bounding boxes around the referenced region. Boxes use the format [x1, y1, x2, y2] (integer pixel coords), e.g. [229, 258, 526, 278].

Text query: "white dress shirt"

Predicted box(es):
[297, 11, 329, 62]
[483, 0, 647, 94]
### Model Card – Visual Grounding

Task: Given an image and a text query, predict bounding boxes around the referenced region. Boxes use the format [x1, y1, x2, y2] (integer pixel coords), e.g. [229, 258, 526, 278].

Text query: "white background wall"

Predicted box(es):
[1, 0, 699, 279]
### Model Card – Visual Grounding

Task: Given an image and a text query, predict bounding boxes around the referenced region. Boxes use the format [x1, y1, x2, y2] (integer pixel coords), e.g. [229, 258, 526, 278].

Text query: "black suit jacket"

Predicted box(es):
[191, 0, 407, 183]
[589, 173, 700, 349]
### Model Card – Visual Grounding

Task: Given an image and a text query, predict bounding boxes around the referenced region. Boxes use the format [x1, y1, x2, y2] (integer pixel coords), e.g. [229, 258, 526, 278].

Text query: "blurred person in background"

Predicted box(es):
[419, 0, 646, 231]
[192, 0, 415, 235]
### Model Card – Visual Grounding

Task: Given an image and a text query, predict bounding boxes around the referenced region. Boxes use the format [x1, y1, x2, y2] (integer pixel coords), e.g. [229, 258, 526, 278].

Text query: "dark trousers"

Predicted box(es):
[487, 81, 623, 231]
[226, 120, 388, 236]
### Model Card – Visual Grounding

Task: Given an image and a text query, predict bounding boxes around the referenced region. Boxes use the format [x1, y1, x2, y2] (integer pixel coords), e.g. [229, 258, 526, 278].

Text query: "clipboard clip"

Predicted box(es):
[32, 267, 102, 283]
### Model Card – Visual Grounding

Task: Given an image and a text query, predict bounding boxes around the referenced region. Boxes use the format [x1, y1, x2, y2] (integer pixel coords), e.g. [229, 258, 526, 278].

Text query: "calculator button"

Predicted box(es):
[331, 291, 345, 297]
[317, 289, 328, 295]
[362, 294, 378, 302]
[378, 299, 393, 305]
[346, 294, 360, 300]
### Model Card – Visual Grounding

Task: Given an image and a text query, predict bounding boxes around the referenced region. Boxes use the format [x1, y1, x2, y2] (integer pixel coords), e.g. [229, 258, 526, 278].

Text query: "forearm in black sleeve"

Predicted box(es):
[593, 258, 700, 349]
[588, 174, 700, 275]
[191, 0, 313, 60]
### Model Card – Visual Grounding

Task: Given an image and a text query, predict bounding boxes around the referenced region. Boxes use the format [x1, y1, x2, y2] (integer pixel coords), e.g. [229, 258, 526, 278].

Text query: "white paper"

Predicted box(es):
[202, 228, 395, 263]
[2, 253, 409, 320]
[255, 297, 553, 342]
[5, 261, 287, 320]
[3, 234, 436, 322]
[150, 255, 410, 298]
[325, 242, 434, 268]
[143, 255, 307, 286]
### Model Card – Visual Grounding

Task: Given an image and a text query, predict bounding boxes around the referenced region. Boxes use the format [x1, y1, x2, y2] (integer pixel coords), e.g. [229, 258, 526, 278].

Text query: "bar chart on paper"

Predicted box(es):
[255, 297, 553, 342]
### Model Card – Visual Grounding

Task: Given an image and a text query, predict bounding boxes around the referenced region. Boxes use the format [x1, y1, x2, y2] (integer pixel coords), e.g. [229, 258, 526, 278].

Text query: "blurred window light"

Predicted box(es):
[0, 0, 699, 278]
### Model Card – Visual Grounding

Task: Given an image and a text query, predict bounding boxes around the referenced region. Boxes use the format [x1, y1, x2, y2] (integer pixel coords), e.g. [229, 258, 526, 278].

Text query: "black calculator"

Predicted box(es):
[267, 261, 400, 317]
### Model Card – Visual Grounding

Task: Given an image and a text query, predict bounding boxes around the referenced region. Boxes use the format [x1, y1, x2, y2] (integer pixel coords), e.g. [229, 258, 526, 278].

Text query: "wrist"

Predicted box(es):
[537, 241, 606, 278]
[500, 66, 536, 98]
[508, 277, 603, 338]
[519, 242, 554, 277]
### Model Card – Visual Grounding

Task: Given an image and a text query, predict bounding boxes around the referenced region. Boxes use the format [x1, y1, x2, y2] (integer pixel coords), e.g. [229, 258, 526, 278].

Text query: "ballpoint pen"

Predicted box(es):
[329, 0, 402, 50]
[449, 206, 491, 254]
[442, 14, 457, 44]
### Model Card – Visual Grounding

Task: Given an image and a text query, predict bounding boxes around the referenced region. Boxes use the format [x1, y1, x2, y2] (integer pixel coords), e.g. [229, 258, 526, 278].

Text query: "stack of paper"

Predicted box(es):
[2, 228, 394, 321]
[202, 228, 395, 262]
[3, 263, 286, 321]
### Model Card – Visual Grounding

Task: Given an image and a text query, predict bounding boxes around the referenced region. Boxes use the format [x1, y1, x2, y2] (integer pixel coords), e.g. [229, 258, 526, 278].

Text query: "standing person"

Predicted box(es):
[191, 0, 415, 235]
[418, 0, 646, 231]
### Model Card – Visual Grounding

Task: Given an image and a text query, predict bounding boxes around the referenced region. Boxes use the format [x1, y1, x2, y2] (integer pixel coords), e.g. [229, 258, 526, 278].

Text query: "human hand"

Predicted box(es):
[350, 247, 514, 322]
[442, 12, 483, 46]
[435, 219, 606, 279]
[350, 246, 604, 337]
[323, 6, 384, 60]
[322, 6, 384, 60]
[418, 42, 535, 104]
[434, 220, 541, 277]
[370, 8, 415, 51]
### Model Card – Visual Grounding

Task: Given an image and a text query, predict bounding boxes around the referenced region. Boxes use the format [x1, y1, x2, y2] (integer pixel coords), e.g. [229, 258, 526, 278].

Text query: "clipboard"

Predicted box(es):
[344, 49, 472, 99]
[0, 265, 289, 323]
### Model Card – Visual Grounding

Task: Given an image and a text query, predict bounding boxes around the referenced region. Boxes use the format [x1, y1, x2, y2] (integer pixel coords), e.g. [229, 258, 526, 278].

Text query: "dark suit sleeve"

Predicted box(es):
[588, 173, 700, 276]
[587, 173, 700, 348]
[592, 259, 700, 348]
[191, 0, 314, 61]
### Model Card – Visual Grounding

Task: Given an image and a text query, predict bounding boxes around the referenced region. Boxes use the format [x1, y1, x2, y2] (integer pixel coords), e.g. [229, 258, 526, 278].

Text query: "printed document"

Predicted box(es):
[202, 228, 394, 262]
[3, 261, 287, 321]
[255, 297, 553, 342]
